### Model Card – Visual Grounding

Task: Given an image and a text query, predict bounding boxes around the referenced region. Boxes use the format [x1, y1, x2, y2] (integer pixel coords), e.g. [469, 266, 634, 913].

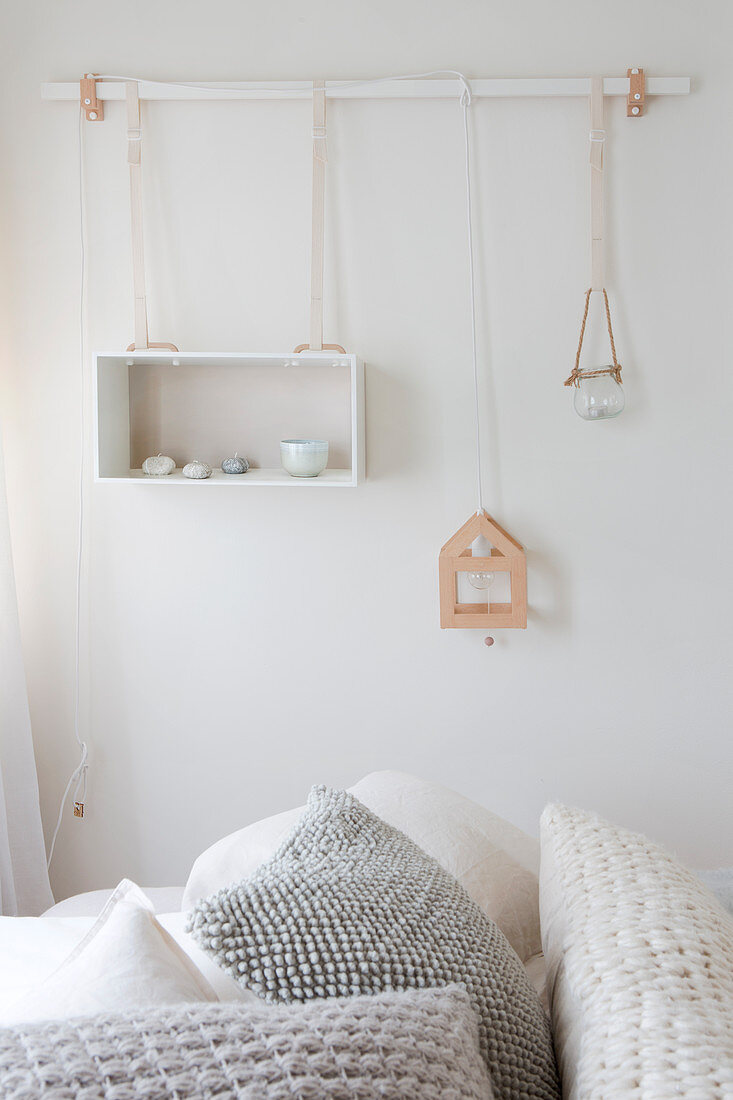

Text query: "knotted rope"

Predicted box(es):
[564, 287, 622, 387]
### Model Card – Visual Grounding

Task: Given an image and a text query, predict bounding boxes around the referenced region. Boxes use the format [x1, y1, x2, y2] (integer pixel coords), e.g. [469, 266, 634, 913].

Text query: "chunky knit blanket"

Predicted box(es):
[541, 803, 733, 1099]
[189, 786, 560, 1100]
[0, 986, 493, 1099]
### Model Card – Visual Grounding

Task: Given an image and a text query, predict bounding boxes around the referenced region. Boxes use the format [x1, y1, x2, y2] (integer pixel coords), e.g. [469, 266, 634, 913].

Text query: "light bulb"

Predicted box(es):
[573, 373, 625, 421]
[469, 531, 494, 591]
[468, 570, 495, 591]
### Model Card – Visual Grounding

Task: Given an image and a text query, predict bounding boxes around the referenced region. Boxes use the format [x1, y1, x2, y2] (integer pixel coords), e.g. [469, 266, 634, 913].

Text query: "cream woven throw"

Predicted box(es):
[0, 986, 494, 1099]
[189, 786, 560, 1100]
[541, 803, 733, 1099]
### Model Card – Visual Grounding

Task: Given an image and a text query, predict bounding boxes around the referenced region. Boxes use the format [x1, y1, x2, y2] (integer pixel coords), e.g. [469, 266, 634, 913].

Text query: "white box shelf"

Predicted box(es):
[94, 351, 365, 486]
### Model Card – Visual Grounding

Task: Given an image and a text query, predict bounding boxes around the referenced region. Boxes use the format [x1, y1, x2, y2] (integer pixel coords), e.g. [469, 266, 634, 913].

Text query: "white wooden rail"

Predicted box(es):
[42, 76, 690, 103]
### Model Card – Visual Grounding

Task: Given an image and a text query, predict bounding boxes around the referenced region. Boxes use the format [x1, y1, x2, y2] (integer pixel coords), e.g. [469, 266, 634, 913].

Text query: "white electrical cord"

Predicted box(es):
[459, 88, 483, 515]
[94, 71, 473, 98]
[47, 104, 89, 870]
[333, 72, 484, 513]
[342, 72, 483, 511]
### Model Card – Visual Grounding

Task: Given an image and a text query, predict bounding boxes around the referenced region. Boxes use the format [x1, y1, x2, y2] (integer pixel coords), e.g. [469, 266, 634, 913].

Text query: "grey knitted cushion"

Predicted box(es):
[189, 786, 560, 1100]
[0, 986, 493, 1099]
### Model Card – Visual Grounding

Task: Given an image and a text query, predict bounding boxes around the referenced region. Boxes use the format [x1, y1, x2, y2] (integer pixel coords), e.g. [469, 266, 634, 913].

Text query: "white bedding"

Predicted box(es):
[0, 907, 547, 1025]
[0, 911, 256, 1025]
[12, 770, 552, 1025]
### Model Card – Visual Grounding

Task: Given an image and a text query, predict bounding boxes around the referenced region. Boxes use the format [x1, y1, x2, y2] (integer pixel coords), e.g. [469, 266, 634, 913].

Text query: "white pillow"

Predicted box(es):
[0, 911, 255, 1025]
[540, 803, 733, 1100]
[11, 880, 218, 1023]
[184, 770, 541, 962]
[42, 886, 185, 918]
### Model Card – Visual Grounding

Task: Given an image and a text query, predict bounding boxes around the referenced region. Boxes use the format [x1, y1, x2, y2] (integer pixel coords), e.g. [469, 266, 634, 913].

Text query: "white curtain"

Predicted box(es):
[0, 423, 53, 915]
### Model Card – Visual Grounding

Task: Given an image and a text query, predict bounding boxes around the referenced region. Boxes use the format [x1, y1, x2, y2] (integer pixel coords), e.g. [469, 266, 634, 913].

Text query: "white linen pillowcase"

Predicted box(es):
[0, 911, 255, 1026]
[10, 879, 218, 1024]
[183, 770, 542, 963]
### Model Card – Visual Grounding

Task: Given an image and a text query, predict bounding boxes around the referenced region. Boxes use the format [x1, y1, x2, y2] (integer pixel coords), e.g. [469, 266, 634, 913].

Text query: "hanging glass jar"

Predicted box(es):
[564, 288, 624, 421]
[573, 371, 625, 419]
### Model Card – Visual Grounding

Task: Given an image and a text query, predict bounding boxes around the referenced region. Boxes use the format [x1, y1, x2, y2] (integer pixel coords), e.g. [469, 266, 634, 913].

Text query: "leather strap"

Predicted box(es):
[310, 80, 327, 351]
[126, 82, 149, 350]
[589, 76, 605, 291]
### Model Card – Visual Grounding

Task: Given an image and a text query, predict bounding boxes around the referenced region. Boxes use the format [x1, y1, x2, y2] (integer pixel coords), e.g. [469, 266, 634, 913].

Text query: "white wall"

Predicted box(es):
[1, 0, 731, 900]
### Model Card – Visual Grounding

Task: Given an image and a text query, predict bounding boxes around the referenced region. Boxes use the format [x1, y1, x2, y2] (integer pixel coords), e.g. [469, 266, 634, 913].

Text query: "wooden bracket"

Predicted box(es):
[80, 74, 104, 121]
[627, 68, 645, 117]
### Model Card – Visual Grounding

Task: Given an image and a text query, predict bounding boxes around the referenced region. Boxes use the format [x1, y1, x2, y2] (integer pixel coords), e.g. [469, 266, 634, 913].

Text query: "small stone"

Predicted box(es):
[182, 460, 212, 480]
[221, 452, 249, 475]
[142, 453, 175, 476]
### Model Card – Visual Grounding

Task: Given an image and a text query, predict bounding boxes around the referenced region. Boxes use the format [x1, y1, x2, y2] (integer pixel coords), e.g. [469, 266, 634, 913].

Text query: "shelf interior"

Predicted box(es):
[96, 352, 358, 483]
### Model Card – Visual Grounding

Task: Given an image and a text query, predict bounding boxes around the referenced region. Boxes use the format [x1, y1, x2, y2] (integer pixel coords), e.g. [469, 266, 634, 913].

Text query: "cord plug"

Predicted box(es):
[73, 801, 84, 818]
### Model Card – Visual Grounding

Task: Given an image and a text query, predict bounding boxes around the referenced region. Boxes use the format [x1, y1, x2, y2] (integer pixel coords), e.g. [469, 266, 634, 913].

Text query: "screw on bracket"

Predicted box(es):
[80, 74, 104, 122]
[627, 68, 645, 117]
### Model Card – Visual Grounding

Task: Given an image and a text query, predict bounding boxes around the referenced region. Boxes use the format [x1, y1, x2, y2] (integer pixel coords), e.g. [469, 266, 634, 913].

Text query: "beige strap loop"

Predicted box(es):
[564, 288, 622, 387]
[309, 80, 327, 351]
[293, 343, 346, 354]
[126, 341, 179, 353]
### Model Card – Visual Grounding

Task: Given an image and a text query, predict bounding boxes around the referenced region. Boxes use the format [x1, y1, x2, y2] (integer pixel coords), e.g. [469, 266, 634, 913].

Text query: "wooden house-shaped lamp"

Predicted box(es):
[439, 511, 527, 630]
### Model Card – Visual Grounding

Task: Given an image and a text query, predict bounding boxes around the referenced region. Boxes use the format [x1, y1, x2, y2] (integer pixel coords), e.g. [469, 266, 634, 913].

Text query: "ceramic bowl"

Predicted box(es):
[280, 439, 329, 477]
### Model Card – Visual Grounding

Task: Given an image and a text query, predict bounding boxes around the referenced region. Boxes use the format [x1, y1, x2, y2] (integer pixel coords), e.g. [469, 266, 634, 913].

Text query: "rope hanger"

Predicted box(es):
[564, 76, 623, 389]
[565, 287, 622, 387]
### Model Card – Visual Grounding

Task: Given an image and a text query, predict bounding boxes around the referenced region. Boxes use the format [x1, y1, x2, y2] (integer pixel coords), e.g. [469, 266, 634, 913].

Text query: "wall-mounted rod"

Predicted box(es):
[42, 76, 690, 103]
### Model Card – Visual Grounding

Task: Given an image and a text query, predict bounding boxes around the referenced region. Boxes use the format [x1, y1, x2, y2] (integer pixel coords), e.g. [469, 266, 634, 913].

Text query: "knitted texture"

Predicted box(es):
[540, 803, 733, 1100]
[0, 986, 493, 1100]
[189, 786, 559, 1100]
